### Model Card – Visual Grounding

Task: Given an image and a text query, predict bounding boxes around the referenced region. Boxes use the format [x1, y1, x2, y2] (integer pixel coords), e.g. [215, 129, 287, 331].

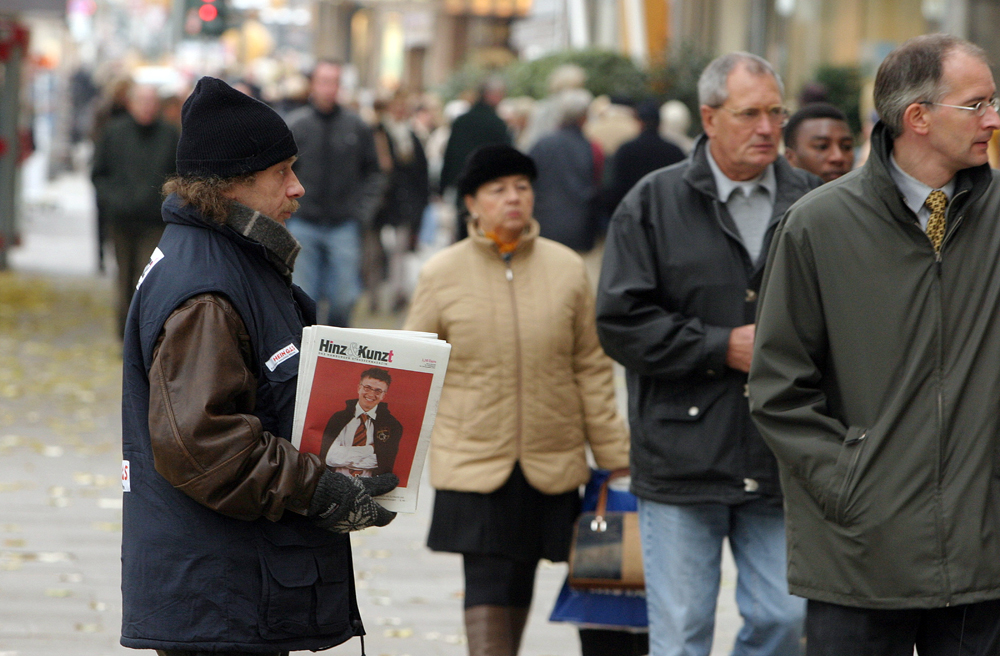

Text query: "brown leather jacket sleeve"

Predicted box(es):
[148, 292, 325, 522]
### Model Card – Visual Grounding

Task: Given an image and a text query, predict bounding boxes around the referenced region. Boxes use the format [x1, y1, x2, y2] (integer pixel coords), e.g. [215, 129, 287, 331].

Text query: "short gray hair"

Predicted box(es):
[874, 33, 989, 138]
[698, 52, 784, 107]
[557, 88, 593, 126]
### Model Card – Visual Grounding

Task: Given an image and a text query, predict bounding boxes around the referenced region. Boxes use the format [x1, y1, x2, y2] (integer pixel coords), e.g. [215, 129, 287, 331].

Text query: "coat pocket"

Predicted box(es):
[641, 383, 731, 479]
[257, 524, 351, 640]
[823, 426, 868, 526]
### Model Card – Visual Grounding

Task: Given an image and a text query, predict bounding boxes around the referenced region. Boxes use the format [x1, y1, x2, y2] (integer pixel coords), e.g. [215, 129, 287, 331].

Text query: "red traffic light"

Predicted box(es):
[198, 3, 218, 20]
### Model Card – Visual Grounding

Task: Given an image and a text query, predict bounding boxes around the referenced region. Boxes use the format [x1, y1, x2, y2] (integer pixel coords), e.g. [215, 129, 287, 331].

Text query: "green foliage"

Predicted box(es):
[504, 50, 649, 100]
[813, 65, 863, 135]
[648, 42, 712, 136]
[439, 49, 648, 102]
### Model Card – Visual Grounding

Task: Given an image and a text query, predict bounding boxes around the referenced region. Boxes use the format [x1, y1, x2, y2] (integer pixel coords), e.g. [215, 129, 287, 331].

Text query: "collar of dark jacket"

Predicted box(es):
[225, 202, 301, 282]
[162, 193, 300, 283]
[312, 103, 342, 120]
[684, 133, 820, 221]
[864, 120, 993, 221]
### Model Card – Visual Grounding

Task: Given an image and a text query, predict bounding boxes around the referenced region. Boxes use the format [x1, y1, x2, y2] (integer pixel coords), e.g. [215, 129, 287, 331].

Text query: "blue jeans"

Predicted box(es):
[638, 498, 804, 656]
[287, 217, 361, 326]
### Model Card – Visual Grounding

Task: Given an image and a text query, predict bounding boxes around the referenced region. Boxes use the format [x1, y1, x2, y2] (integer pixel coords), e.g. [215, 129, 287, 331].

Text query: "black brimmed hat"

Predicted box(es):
[457, 144, 537, 197]
[176, 76, 297, 178]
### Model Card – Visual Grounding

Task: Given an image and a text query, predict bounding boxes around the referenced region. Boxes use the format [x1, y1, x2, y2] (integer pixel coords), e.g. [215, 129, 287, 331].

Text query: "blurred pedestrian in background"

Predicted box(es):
[426, 98, 470, 191]
[90, 73, 133, 274]
[782, 103, 854, 182]
[498, 95, 537, 148]
[596, 52, 820, 656]
[91, 83, 178, 338]
[411, 93, 443, 146]
[518, 63, 587, 151]
[529, 88, 603, 253]
[371, 90, 430, 312]
[160, 93, 185, 131]
[584, 96, 640, 160]
[405, 144, 629, 656]
[439, 76, 511, 241]
[604, 99, 687, 215]
[286, 59, 384, 327]
[659, 99, 695, 154]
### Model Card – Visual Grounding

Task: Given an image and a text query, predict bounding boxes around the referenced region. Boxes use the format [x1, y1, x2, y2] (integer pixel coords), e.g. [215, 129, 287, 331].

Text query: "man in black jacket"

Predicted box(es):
[439, 76, 511, 240]
[91, 83, 178, 337]
[596, 52, 820, 656]
[286, 60, 384, 327]
[604, 99, 687, 213]
[320, 368, 404, 477]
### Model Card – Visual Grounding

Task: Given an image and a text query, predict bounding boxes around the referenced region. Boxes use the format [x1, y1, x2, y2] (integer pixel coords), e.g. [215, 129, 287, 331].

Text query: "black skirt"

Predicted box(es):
[427, 463, 581, 563]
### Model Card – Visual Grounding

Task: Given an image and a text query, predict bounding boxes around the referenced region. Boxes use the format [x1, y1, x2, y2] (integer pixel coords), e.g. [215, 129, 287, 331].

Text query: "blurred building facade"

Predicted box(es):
[0, 0, 66, 268]
[326, 0, 1000, 103]
[313, 0, 531, 90]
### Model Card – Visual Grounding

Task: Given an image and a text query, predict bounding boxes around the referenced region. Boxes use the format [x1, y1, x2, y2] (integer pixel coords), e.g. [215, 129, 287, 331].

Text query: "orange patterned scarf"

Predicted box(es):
[484, 230, 519, 255]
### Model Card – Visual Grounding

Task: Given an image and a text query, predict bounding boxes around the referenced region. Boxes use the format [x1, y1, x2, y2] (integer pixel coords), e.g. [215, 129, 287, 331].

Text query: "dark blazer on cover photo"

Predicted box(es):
[319, 399, 404, 476]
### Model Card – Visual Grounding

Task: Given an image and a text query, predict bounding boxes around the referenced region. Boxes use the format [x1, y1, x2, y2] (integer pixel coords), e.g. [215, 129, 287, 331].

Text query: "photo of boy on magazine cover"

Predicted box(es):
[297, 360, 434, 488]
[319, 368, 403, 477]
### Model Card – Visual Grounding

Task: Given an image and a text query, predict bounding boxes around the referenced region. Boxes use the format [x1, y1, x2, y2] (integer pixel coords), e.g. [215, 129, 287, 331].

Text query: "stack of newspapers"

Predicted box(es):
[291, 326, 451, 514]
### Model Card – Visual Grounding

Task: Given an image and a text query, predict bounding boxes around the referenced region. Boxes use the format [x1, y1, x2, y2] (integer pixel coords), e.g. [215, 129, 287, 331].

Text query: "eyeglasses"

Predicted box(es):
[717, 105, 789, 125]
[360, 384, 386, 396]
[920, 98, 1000, 116]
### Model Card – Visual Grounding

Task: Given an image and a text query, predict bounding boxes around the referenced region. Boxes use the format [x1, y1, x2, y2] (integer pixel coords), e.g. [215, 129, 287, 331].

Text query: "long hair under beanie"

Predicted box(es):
[176, 76, 298, 178]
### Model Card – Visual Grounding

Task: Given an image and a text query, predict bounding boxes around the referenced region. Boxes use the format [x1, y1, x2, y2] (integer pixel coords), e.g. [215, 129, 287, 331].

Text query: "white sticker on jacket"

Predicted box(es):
[122, 460, 131, 492]
[135, 247, 165, 290]
[266, 343, 299, 372]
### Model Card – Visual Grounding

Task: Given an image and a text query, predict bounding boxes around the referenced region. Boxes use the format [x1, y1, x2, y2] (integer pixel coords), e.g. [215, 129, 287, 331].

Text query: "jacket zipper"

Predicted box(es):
[836, 430, 867, 524]
[934, 189, 967, 604]
[504, 254, 523, 459]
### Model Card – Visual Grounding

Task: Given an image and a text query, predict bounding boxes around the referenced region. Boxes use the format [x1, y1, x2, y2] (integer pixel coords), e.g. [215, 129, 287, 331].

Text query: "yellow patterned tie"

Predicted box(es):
[924, 190, 948, 253]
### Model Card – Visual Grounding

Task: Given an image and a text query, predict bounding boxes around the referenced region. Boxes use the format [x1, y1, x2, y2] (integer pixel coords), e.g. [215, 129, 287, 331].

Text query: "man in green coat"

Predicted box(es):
[750, 34, 1000, 654]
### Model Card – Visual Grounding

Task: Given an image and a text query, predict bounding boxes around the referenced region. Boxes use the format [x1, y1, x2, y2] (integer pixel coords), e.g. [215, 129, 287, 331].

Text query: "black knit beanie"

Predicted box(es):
[457, 144, 537, 197]
[176, 76, 297, 178]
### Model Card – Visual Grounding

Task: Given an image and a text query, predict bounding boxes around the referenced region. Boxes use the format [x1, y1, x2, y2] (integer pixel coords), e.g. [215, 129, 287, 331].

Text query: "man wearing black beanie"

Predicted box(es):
[119, 76, 397, 655]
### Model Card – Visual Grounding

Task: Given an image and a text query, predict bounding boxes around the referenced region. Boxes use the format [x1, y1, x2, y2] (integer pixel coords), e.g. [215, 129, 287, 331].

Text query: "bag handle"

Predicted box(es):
[590, 468, 630, 533]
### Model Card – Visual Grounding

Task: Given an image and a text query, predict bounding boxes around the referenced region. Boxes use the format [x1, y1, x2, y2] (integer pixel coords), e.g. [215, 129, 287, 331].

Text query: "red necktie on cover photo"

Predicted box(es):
[353, 414, 368, 447]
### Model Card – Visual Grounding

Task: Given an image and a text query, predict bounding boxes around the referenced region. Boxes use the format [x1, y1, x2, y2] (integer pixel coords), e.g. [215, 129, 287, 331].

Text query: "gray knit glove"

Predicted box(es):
[309, 470, 398, 533]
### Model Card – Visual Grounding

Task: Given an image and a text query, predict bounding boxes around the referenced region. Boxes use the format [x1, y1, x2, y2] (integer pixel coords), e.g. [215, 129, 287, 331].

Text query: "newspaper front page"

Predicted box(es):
[292, 326, 451, 514]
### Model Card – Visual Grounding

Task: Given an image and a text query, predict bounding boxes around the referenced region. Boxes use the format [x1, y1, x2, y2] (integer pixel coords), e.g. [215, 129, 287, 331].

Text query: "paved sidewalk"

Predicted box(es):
[0, 171, 744, 656]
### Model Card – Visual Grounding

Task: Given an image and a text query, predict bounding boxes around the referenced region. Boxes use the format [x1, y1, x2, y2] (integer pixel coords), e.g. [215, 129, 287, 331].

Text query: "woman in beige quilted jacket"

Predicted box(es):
[404, 144, 629, 656]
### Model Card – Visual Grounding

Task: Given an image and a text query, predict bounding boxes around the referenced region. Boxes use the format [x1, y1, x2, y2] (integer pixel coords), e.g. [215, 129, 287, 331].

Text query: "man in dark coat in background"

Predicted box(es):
[604, 99, 686, 214]
[529, 88, 602, 252]
[439, 76, 511, 240]
[285, 60, 384, 327]
[91, 83, 178, 337]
